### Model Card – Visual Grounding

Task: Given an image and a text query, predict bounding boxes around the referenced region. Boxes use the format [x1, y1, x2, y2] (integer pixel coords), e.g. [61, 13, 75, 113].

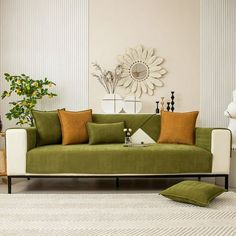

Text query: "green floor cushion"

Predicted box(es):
[26, 144, 212, 174]
[160, 180, 225, 207]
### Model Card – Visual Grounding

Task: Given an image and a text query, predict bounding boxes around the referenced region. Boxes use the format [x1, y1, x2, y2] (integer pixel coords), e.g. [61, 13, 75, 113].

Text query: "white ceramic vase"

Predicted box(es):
[123, 95, 142, 114]
[101, 94, 123, 114]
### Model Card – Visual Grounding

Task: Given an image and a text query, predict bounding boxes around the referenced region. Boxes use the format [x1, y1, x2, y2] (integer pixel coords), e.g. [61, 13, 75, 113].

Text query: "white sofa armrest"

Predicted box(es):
[211, 129, 231, 174]
[6, 128, 36, 175]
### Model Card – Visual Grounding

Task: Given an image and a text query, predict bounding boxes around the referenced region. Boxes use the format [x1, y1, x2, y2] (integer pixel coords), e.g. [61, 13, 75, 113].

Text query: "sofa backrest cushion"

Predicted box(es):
[32, 113, 161, 146]
[158, 111, 199, 145]
[87, 122, 125, 144]
[58, 109, 92, 145]
[32, 110, 63, 146]
[92, 114, 161, 141]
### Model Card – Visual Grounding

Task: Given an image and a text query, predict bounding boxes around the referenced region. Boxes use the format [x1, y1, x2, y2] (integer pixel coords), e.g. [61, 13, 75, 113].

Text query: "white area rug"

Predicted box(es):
[0, 192, 236, 236]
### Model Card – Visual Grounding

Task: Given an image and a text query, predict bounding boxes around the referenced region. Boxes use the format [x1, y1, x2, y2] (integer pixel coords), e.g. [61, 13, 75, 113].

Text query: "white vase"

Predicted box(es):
[123, 95, 142, 114]
[101, 94, 123, 114]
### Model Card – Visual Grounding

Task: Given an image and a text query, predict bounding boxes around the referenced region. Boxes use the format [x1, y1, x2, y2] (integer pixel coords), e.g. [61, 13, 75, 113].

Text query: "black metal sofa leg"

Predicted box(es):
[225, 175, 229, 191]
[116, 177, 120, 188]
[8, 176, 12, 194]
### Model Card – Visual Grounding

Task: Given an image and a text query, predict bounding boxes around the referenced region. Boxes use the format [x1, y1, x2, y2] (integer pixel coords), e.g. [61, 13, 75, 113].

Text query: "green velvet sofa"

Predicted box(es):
[6, 114, 231, 193]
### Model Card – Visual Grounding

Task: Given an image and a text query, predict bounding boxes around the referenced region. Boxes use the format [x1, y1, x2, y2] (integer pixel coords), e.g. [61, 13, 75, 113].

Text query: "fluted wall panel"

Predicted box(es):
[200, 0, 236, 127]
[0, 0, 89, 128]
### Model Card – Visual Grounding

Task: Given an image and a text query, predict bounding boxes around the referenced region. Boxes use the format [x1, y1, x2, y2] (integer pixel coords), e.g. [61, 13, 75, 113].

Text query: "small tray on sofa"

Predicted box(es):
[123, 143, 149, 147]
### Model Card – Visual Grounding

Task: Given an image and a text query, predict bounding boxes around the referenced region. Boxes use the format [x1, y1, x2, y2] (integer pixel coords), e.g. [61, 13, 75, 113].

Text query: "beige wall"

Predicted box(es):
[89, 0, 200, 113]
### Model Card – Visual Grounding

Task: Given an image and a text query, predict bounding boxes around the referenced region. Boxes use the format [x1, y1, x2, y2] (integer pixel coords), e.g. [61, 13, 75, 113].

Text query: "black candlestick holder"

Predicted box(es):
[171, 91, 175, 112]
[156, 101, 160, 114]
[167, 102, 170, 111]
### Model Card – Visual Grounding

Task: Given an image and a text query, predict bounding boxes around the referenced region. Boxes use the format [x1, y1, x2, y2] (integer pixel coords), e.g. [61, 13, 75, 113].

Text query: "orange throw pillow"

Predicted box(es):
[58, 109, 92, 145]
[158, 111, 199, 145]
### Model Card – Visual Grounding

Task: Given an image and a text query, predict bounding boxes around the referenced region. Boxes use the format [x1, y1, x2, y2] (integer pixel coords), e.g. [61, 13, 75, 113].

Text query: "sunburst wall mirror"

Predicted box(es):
[118, 45, 167, 97]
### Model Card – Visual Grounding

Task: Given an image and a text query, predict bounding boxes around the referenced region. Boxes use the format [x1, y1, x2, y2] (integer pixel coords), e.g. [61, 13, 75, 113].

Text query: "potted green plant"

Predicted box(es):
[1, 73, 57, 127]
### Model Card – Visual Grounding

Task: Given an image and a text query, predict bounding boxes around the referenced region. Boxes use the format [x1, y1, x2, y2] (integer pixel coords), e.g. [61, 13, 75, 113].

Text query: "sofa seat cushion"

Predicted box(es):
[26, 144, 212, 174]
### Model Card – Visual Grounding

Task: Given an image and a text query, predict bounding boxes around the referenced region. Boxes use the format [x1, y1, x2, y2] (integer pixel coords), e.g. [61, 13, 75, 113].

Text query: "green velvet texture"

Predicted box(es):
[25, 127, 37, 151]
[195, 128, 231, 155]
[32, 110, 62, 146]
[140, 115, 161, 141]
[195, 128, 214, 151]
[26, 144, 212, 174]
[87, 122, 125, 144]
[7, 127, 37, 151]
[160, 180, 225, 207]
[92, 114, 160, 141]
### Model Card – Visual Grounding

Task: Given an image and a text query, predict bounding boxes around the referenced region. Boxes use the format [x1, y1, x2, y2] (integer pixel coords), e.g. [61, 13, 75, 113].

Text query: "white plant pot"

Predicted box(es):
[101, 94, 123, 114]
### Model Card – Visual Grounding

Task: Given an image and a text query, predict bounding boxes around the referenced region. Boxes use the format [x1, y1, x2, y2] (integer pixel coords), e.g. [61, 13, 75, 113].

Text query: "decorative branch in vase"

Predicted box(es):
[1, 73, 57, 127]
[91, 63, 123, 94]
[123, 128, 132, 146]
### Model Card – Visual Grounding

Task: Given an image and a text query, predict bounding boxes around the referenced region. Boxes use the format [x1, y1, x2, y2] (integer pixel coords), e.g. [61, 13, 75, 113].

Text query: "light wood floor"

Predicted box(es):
[0, 177, 235, 194]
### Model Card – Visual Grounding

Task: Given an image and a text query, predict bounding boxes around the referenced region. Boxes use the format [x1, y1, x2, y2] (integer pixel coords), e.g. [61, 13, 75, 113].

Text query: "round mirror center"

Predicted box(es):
[131, 63, 148, 80]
